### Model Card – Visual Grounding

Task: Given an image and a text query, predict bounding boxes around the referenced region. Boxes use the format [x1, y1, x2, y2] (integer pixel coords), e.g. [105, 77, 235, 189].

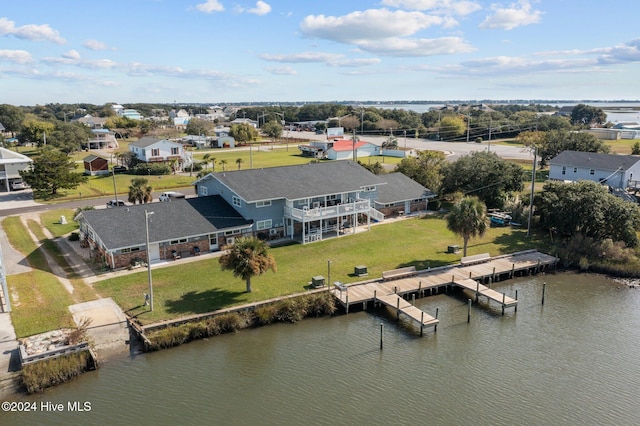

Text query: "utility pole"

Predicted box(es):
[488, 119, 492, 152]
[466, 111, 470, 143]
[527, 146, 537, 237]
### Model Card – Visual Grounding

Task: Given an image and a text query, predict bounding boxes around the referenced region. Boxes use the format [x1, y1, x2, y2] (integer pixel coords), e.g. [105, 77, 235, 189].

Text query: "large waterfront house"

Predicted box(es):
[549, 150, 640, 189]
[194, 161, 434, 244]
[299, 139, 380, 160]
[76, 196, 253, 269]
[129, 137, 193, 171]
[0, 147, 33, 192]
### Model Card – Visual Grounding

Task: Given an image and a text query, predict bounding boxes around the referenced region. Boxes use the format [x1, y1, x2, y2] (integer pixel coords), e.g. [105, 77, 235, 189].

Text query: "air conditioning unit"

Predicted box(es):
[269, 228, 277, 236]
[226, 237, 235, 245]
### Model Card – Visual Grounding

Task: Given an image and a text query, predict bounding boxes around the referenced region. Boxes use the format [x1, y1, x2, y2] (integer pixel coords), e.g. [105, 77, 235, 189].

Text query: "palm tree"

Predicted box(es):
[220, 159, 228, 171]
[128, 177, 151, 204]
[236, 158, 244, 170]
[219, 237, 277, 293]
[446, 196, 489, 256]
[202, 153, 211, 170]
[211, 157, 217, 172]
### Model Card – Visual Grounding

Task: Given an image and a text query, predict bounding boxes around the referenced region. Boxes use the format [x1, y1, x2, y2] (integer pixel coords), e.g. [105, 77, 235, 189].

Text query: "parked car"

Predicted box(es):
[112, 165, 127, 174]
[159, 191, 186, 202]
[106, 199, 126, 208]
[10, 179, 26, 190]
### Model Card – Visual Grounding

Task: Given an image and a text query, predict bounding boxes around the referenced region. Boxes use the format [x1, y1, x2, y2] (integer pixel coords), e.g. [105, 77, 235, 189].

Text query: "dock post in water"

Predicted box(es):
[380, 323, 384, 350]
[435, 308, 439, 332]
[396, 297, 400, 320]
[515, 290, 518, 312]
[346, 294, 349, 313]
[467, 299, 472, 323]
[542, 282, 546, 305]
[511, 263, 514, 278]
[475, 281, 480, 303]
[411, 294, 415, 306]
[501, 293, 505, 316]
[420, 312, 424, 337]
[373, 290, 377, 307]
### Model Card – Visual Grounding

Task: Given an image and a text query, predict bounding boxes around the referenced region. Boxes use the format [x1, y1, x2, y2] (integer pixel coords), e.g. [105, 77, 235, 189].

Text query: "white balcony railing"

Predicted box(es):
[285, 200, 374, 221]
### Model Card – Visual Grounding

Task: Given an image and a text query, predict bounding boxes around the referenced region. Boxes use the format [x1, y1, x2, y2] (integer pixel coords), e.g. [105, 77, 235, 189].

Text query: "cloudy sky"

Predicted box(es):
[1, 0, 639, 105]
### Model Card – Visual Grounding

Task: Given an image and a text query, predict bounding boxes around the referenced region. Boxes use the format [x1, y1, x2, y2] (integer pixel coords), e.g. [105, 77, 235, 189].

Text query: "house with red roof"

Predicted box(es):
[326, 139, 380, 160]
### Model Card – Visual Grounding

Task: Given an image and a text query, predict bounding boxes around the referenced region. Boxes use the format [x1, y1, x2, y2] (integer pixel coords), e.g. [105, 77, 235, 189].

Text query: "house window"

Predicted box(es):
[297, 198, 309, 207]
[232, 196, 241, 207]
[199, 186, 208, 196]
[171, 147, 179, 155]
[327, 194, 339, 201]
[256, 200, 271, 208]
[256, 219, 272, 230]
[225, 229, 240, 236]
[573, 167, 577, 173]
[362, 185, 375, 191]
[121, 247, 140, 254]
[151, 148, 160, 156]
[590, 169, 595, 175]
[170, 238, 187, 244]
[562, 166, 566, 175]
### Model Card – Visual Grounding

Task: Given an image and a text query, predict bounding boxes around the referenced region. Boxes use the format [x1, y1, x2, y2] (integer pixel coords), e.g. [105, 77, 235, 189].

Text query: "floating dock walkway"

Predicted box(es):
[331, 250, 557, 333]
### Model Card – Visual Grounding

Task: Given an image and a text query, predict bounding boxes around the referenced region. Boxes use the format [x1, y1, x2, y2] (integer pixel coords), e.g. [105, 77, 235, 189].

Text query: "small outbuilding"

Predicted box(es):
[83, 154, 110, 175]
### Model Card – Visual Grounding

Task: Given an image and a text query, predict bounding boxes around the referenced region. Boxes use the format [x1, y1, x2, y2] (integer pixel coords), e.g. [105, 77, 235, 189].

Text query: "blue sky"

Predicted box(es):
[1, 0, 639, 105]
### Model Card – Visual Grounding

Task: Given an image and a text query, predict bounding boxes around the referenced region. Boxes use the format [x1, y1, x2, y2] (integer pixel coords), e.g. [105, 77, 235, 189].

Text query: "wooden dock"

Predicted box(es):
[376, 293, 439, 334]
[331, 250, 556, 329]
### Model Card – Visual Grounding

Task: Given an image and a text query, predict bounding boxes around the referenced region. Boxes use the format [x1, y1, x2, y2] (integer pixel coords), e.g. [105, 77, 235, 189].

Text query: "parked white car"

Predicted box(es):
[11, 179, 27, 190]
[159, 191, 186, 202]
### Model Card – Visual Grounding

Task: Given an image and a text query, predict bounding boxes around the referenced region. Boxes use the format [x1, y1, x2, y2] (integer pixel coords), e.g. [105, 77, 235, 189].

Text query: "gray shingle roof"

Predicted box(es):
[129, 136, 165, 148]
[80, 196, 252, 250]
[375, 172, 434, 204]
[549, 151, 640, 172]
[209, 161, 387, 202]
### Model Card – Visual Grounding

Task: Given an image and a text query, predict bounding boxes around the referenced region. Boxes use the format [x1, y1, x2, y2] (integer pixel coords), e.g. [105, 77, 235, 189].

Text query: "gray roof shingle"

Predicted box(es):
[80, 196, 252, 250]
[549, 151, 640, 172]
[208, 161, 387, 202]
[375, 172, 434, 204]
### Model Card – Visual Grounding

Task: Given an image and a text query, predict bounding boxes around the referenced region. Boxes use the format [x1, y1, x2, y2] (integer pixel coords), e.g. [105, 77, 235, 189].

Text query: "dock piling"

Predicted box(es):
[467, 299, 472, 323]
[542, 282, 546, 305]
[380, 323, 384, 350]
[501, 293, 505, 316]
[420, 312, 424, 337]
[475, 281, 480, 303]
[515, 290, 518, 312]
[435, 308, 439, 332]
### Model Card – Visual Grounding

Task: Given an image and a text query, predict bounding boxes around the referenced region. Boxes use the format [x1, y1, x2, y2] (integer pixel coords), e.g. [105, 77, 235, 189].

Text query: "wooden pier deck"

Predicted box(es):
[332, 250, 556, 317]
[375, 293, 439, 329]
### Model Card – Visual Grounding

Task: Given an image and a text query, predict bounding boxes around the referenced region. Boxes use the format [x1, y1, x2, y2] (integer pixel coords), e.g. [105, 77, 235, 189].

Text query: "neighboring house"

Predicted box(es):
[216, 136, 235, 148]
[181, 135, 210, 149]
[549, 150, 640, 189]
[75, 115, 108, 129]
[299, 139, 380, 160]
[230, 118, 258, 128]
[82, 129, 118, 150]
[121, 109, 142, 120]
[194, 161, 432, 244]
[0, 147, 33, 192]
[373, 172, 435, 216]
[129, 137, 192, 170]
[76, 196, 253, 269]
[83, 154, 109, 176]
[326, 139, 380, 160]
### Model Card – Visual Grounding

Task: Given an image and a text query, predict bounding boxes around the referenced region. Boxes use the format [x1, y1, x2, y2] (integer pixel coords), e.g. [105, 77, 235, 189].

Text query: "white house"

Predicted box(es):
[326, 139, 380, 160]
[129, 137, 192, 170]
[0, 147, 33, 191]
[549, 150, 640, 189]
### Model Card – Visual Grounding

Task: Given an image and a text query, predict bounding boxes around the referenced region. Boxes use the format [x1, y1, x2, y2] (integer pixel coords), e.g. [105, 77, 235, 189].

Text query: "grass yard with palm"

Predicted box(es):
[96, 214, 548, 325]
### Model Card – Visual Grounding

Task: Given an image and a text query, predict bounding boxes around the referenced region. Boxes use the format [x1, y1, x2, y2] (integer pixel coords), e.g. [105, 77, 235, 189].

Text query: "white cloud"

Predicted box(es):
[480, 0, 542, 30]
[380, 0, 481, 15]
[265, 66, 296, 75]
[0, 17, 65, 44]
[330, 58, 382, 67]
[300, 9, 454, 44]
[358, 36, 475, 57]
[195, 0, 224, 13]
[84, 39, 111, 51]
[260, 51, 345, 63]
[0, 49, 33, 64]
[240, 1, 271, 16]
[62, 50, 81, 60]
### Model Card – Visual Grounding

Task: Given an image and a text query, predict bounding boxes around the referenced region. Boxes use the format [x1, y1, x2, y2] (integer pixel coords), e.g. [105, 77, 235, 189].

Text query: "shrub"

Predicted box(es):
[130, 163, 171, 175]
[22, 352, 92, 394]
[68, 232, 80, 242]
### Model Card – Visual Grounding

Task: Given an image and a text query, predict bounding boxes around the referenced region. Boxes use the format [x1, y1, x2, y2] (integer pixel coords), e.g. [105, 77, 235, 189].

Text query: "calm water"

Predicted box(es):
[4, 272, 640, 425]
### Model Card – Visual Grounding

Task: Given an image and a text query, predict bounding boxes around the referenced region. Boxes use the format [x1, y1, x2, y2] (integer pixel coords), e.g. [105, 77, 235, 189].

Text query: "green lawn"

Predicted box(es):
[95, 214, 550, 324]
[3, 217, 77, 337]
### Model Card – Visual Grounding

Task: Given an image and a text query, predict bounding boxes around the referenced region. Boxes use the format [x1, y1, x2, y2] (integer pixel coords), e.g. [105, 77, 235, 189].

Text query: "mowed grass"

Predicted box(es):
[3, 217, 76, 337]
[95, 214, 550, 325]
